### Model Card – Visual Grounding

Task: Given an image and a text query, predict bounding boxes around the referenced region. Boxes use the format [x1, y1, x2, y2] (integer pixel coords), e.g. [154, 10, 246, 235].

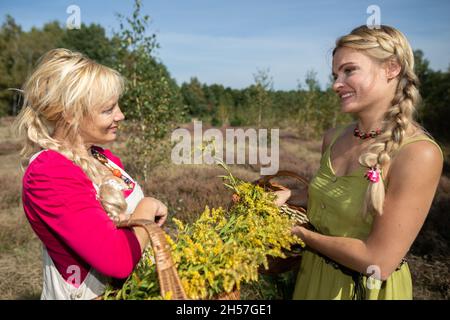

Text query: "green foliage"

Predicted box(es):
[0, 2, 187, 181]
[251, 68, 274, 128]
[0, 16, 115, 115]
[296, 70, 320, 139]
[418, 70, 450, 142]
[0, 16, 64, 115]
[229, 116, 244, 127]
[180, 77, 208, 117]
[415, 50, 450, 143]
[414, 50, 431, 83]
[58, 23, 115, 66]
[112, 0, 184, 184]
[179, 69, 351, 137]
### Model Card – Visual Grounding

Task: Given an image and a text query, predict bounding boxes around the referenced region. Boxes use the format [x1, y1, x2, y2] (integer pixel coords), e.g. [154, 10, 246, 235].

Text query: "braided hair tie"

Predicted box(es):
[365, 167, 381, 183]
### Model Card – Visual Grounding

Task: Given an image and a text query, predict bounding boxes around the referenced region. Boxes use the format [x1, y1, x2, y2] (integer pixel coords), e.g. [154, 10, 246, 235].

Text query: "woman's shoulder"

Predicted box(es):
[321, 123, 353, 155]
[397, 136, 443, 165]
[23, 150, 96, 200]
[397, 127, 444, 161]
[387, 129, 443, 183]
[24, 150, 90, 183]
[27, 149, 75, 169]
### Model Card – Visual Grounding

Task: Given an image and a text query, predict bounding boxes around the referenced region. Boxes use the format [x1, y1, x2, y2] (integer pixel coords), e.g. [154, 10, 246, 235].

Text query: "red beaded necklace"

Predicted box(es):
[91, 148, 135, 190]
[353, 125, 382, 140]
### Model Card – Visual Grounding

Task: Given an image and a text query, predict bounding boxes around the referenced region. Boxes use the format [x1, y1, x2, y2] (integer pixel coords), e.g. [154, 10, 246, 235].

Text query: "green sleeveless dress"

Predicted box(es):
[292, 126, 443, 300]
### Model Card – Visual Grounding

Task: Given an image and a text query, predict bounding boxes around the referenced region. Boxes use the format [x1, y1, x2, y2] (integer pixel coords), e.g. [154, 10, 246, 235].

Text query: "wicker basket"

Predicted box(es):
[115, 218, 188, 299]
[103, 219, 240, 300]
[214, 290, 241, 300]
[253, 171, 310, 275]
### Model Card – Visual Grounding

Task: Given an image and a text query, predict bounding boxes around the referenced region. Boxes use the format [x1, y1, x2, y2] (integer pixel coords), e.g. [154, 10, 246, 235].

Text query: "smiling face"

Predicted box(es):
[332, 47, 394, 116]
[79, 97, 125, 146]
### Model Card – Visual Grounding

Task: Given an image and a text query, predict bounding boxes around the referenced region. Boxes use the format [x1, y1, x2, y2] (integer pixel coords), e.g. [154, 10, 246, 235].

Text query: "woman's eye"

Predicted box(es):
[344, 68, 355, 75]
[103, 107, 114, 114]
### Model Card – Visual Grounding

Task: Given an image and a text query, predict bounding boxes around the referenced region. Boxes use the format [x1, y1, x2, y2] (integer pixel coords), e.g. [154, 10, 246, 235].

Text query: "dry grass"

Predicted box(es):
[143, 164, 259, 224]
[408, 254, 450, 300]
[0, 173, 22, 210]
[0, 117, 42, 299]
[0, 240, 42, 300]
[0, 208, 42, 300]
[0, 116, 15, 140]
[0, 119, 449, 299]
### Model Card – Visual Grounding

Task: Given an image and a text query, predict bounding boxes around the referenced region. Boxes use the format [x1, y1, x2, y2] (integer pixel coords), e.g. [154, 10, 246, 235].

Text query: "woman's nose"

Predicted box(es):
[115, 107, 125, 121]
[332, 78, 343, 93]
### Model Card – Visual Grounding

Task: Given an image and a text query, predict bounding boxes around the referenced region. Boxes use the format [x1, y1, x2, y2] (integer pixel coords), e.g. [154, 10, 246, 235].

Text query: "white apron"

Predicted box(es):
[29, 150, 144, 300]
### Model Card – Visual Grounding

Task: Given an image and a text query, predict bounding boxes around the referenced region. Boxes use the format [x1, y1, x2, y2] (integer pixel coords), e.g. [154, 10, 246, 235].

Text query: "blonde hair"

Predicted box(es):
[14, 48, 127, 219]
[334, 25, 422, 218]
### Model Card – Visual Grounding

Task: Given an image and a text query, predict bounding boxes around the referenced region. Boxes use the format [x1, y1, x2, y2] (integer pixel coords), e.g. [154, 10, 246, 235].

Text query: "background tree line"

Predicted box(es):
[1, 0, 449, 163]
[0, 1, 184, 181]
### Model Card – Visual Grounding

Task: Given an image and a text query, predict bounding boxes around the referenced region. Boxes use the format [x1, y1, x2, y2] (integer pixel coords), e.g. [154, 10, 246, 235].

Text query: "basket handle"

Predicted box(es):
[255, 170, 309, 189]
[255, 170, 310, 218]
[116, 219, 187, 300]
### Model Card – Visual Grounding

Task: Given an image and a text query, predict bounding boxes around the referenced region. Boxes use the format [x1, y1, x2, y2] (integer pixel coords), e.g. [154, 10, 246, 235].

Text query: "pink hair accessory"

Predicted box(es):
[365, 167, 380, 183]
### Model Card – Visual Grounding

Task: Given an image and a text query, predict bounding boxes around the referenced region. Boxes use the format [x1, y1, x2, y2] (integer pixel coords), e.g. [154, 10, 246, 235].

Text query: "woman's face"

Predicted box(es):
[332, 47, 392, 115]
[79, 97, 125, 146]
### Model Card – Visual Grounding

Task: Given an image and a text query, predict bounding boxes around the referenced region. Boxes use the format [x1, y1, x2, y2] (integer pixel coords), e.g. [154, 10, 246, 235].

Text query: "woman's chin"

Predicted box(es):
[340, 104, 353, 113]
[97, 136, 117, 145]
[340, 102, 359, 114]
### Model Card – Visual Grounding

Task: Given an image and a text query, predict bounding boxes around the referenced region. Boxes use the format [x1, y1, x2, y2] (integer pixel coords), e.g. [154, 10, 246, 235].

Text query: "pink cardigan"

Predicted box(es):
[22, 148, 142, 285]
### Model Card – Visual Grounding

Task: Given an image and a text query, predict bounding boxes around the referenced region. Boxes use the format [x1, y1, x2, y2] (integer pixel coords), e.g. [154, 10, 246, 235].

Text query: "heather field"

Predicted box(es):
[0, 116, 448, 300]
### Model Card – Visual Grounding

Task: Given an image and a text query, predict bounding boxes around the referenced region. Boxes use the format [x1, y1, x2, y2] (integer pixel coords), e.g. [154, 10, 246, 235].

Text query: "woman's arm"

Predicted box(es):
[293, 140, 443, 280]
[128, 197, 167, 251]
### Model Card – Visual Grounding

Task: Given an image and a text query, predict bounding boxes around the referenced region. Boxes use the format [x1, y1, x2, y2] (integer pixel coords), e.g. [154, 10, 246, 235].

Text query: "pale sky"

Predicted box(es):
[1, 0, 449, 90]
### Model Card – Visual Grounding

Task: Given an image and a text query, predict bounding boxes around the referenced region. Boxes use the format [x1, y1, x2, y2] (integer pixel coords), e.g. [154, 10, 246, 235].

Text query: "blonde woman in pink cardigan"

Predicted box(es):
[14, 48, 167, 300]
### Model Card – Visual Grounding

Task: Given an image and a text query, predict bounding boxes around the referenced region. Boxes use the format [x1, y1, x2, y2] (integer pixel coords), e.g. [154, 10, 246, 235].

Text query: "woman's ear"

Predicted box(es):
[385, 58, 402, 80]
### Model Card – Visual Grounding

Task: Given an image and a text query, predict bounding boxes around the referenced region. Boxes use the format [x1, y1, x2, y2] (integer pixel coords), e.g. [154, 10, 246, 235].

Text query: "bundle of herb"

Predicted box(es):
[103, 162, 304, 300]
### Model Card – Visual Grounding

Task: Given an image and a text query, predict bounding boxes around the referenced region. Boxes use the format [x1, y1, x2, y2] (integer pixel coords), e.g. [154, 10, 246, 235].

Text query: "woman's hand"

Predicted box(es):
[292, 225, 308, 239]
[128, 197, 167, 252]
[151, 198, 168, 227]
[273, 188, 291, 207]
[132, 197, 156, 221]
[132, 197, 168, 227]
[116, 213, 131, 223]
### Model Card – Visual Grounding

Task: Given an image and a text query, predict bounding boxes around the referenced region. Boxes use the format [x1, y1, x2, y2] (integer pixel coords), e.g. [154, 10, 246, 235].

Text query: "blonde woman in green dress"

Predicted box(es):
[289, 25, 443, 300]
